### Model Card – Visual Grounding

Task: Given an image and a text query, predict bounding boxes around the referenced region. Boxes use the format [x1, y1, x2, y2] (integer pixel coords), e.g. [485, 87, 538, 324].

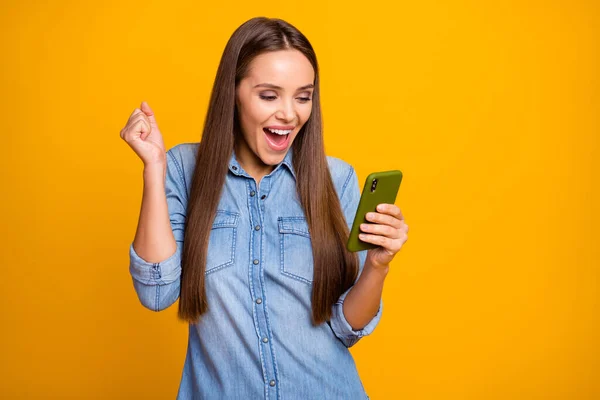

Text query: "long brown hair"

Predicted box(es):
[179, 17, 359, 325]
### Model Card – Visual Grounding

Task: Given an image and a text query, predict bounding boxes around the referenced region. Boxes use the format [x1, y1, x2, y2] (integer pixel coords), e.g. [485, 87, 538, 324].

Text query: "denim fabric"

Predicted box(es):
[129, 142, 382, 399]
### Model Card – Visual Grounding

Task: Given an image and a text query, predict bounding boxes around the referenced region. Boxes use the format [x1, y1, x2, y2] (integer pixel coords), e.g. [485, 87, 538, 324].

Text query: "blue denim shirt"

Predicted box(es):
[129, 142, 382, 399]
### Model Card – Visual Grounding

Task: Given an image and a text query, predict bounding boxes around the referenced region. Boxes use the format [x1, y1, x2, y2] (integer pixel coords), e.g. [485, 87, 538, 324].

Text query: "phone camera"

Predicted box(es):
[370, 178, 378, 192]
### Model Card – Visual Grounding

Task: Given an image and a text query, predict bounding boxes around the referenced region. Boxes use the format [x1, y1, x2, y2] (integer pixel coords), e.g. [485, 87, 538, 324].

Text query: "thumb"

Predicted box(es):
[140, 101, 158, 125]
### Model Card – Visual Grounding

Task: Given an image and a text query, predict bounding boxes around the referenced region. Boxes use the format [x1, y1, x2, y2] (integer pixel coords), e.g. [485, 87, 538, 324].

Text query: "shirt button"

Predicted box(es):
[262, 337, 269, 343]
[256, 298, 262, 304]
[261, 194, 266, 200]
[231, 165, 238, 170]
[254, 225, 261, 231]
[250, 191, 256, 197]
[253, 259, 259, 265]
[269, 380, 276, 387]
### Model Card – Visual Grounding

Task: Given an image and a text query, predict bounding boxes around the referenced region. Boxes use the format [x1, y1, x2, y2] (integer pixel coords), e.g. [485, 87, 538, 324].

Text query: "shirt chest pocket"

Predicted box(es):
[278, 216, 314, 284]
[206, 210, 239, 275]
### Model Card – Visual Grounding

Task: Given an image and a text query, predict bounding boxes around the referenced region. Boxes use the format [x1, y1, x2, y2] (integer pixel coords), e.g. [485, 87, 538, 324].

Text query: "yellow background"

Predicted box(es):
[1, 0, 598, 398]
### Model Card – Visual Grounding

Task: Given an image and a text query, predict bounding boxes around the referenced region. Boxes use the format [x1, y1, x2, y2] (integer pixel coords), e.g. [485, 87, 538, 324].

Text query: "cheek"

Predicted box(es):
[291, 107, 313, 140]
[247, 101, 275, 125]
[239, 104, 268, 139]
[299, 105, 312, 124]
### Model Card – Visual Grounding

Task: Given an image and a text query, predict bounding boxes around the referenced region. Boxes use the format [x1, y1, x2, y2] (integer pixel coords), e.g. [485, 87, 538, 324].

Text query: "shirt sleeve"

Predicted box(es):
[329, 164, 384, 348]
[128, 147, 187, 312]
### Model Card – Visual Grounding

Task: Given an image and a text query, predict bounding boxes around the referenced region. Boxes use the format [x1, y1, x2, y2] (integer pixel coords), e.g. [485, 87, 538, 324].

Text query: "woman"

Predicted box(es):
[120, 16, 408, 400]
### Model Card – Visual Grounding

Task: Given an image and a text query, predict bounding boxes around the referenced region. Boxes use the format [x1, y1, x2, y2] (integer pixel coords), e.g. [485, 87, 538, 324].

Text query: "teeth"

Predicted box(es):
[266, 128, 292, 135]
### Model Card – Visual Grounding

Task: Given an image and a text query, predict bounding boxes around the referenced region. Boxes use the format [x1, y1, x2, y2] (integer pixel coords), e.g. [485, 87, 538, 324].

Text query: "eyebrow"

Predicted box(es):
[253, 83, 314, 91]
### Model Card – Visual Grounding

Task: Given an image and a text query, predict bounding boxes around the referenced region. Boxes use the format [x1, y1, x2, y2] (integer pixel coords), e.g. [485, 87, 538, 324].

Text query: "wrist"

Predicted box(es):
[363, 260, 390, 278]
[143, 162, 166, 182]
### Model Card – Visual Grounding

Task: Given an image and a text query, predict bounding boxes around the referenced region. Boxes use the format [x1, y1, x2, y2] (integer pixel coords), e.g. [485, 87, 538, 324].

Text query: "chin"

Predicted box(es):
[259, 152, 285, 166]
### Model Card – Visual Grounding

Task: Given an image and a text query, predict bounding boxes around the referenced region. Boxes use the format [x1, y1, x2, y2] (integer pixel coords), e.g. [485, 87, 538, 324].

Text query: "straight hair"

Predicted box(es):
[179, 17, 359, 325]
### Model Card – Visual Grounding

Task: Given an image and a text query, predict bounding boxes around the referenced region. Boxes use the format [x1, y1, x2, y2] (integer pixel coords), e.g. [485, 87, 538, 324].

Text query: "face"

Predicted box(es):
[235, 49, 315, 177]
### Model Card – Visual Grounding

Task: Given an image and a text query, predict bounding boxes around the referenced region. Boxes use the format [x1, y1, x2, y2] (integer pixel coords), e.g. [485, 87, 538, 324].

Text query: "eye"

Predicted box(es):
[297, 91, 313, 103]
[259, 94, 277, 101]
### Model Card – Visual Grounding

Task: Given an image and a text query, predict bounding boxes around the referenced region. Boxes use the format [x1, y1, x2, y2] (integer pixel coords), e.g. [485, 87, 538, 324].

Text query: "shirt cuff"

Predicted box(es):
[129, 243, 181, 284]
[329, 287, 384, 348]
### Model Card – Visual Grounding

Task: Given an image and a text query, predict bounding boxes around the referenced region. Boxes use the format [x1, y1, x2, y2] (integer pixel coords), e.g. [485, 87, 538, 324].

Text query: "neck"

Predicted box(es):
[234, 139, 275, 184]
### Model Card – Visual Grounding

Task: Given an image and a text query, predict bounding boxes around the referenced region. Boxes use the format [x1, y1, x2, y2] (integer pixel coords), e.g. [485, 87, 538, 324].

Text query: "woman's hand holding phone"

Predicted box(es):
[346, 170, 408, 272]
[359, 203, 409, 272]
[120, 101, 167, 168]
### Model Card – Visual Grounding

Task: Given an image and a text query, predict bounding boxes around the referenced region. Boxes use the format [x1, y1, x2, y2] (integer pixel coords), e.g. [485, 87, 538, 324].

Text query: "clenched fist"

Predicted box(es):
[120, 101, 166, 166]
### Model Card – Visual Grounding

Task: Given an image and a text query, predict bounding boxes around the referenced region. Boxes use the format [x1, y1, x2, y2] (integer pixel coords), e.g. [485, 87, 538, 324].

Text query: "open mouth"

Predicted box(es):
[263, 127, 292, 151]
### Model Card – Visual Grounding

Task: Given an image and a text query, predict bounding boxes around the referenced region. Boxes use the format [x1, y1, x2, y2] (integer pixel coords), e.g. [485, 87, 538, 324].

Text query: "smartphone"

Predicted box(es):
[346, 170, 403, 252]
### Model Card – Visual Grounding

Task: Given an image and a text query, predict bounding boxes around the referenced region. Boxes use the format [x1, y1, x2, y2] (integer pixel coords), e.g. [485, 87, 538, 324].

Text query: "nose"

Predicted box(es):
[275, 98, 296, 123]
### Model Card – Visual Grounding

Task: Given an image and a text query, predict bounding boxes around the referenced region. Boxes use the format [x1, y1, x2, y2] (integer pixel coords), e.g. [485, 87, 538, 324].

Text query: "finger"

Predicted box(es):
[358, 233, 401, 252]
[137, 118, 150, 137]
[140, 129, 150, 141]
[360, 223, 400, 239]
[365, 211, 403, 229]
[376, 204, 404, 220]
[125, 114, 151, 134]
[133, 113, 151, 127]
[141, 101, 158, 126]
[122, 111, 145, 132]
[123, 118, 150, 142]
[129, 108, 143, 120]
[121, 109, 148, 140]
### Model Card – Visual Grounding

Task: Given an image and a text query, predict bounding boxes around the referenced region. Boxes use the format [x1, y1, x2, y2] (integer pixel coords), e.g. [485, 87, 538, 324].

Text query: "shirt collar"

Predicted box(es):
[228, 147, 296, 180]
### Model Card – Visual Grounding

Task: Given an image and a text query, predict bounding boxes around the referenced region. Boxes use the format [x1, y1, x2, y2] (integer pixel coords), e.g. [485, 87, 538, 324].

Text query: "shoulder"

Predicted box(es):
[326, 155, 357, 200]
[165, 142, 200, 194]
[166, 142, 200, 176]
[166, 142, 199, 166]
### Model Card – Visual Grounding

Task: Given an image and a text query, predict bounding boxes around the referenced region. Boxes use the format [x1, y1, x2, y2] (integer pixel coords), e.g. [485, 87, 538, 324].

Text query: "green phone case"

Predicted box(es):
[346, 170, 403, 252]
